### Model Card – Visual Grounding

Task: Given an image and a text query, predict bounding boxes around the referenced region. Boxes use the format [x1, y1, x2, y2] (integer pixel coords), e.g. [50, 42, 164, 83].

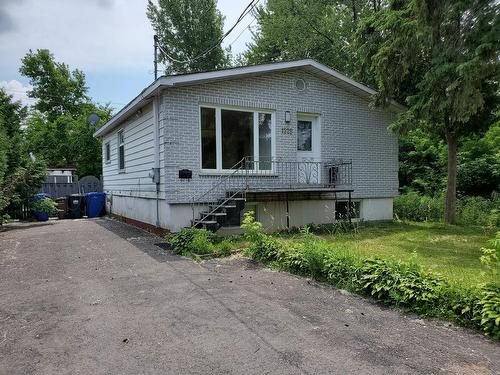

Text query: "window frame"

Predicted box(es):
[199, 105, 276, 173]
[104, 141, 111, 164]
[335, 200, 361, 220]
[117, 129, 125, 172]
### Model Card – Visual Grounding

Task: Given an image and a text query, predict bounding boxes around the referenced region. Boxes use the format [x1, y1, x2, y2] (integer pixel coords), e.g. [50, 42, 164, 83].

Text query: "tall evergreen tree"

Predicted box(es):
[147, 0, 230, 74]
[359, 0, 500, 223]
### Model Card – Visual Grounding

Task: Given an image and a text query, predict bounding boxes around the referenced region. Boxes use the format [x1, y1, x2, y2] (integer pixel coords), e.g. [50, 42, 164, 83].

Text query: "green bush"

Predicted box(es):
[166, 227, 237, 258]
[241, 211, 282, 262]
[395, 191, 500, 226]
[394, 191, 444, 222]
[359, 258, 444, 309]
[324, 251, 362, 290]
[475, 284, 500, 339]
[457, 195, 500, 228]
[31, 197, 58, 217]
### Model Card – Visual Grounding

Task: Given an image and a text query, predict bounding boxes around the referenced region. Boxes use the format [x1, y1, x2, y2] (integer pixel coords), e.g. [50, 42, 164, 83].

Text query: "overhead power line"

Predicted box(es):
[156, 0, 261, 66]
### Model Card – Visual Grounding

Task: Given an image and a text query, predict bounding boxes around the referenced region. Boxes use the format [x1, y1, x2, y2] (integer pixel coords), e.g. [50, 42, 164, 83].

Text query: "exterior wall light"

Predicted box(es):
[285, 111, 291, 123]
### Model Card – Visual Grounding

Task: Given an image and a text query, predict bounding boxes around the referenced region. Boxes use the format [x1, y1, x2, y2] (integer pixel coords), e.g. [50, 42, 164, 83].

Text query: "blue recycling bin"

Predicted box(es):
[32, 193, 51, 221]
[86, 192, 105, 218]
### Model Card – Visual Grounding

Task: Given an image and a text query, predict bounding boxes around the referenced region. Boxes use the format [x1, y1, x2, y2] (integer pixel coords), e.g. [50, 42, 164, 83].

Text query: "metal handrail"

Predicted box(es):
[191, 157, 247, 225]
[190, 157, 353, 226]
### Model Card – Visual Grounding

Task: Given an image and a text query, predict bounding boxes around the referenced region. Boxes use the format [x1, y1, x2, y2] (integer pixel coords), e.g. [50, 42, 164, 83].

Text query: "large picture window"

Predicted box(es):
[200, 106, 274, 171]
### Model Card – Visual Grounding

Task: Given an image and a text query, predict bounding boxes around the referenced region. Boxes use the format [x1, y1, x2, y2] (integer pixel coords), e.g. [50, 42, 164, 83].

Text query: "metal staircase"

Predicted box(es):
[190, 158, 247, 231]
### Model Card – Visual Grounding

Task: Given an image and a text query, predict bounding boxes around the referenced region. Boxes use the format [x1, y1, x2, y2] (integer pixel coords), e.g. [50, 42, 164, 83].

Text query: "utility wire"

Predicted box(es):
[156, 0, 260, 66]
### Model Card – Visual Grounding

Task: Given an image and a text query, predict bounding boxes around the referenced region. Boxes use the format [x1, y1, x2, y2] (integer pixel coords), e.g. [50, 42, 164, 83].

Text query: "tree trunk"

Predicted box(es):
[445, 130, 458, 224]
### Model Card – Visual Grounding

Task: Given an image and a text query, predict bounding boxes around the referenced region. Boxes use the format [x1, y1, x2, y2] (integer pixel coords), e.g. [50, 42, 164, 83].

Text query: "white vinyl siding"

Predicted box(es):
[101, 102, 165, 199]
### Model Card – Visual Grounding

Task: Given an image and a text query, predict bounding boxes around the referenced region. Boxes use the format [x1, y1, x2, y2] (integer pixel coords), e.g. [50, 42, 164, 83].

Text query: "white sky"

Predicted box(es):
[0, 0, 257, 108]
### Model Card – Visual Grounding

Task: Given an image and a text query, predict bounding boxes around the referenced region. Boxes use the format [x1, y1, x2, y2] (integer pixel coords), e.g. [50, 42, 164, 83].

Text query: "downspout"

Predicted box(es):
[153, 89, 161, 227]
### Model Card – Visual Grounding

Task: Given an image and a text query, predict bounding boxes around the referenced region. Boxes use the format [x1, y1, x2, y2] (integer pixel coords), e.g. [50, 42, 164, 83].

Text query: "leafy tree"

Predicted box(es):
[19, 50, 111, 177]
[245, 0, 385, 79]
[359, 0, 500, 223]
[147, 0, 230, 74]
[20, 49, 89, 121]
[0, 89, 46, 223]
[457, 120, 500, 196]
[0, 89, 27, 177]
[399, 123, 500, 197]
[399, 129, 446, 195]
[24, 104, 111, 177]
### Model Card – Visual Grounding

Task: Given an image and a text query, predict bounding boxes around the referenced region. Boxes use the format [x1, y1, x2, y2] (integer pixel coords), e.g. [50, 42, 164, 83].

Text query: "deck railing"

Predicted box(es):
[242, 157, 352, 191]
[191, 157, 352, 223]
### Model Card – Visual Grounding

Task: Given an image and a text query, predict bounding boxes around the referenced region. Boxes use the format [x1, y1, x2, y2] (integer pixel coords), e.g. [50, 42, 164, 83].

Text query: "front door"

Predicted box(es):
[296, 114, 321, 185]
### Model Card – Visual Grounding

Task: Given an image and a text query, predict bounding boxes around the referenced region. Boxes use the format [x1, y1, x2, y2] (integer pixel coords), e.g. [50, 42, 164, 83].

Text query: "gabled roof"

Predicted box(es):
[94, 59, 404, 138]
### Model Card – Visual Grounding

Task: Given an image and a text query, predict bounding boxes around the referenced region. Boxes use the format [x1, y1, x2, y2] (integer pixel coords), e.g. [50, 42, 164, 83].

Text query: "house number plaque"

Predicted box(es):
[281, 127, 293, 135]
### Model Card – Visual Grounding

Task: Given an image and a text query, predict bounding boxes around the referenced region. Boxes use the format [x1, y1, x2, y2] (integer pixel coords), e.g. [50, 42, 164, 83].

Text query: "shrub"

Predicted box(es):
[475, 284, 500, 339]
[214, 239, 233, 257]
[395, 191, 500, 226]
[480, 232, 500, 276]
[31, 197, 58, 217]
[241, 211, 282, 262]
[394, 191, 444, 222]
[293, 227, 329, 280]
[359, 258, 444, 309]
[324, 251, 362, 291]
[457, 196, 500, 228]
[166, 227, 215, 255]
[166, 227, 237, 258]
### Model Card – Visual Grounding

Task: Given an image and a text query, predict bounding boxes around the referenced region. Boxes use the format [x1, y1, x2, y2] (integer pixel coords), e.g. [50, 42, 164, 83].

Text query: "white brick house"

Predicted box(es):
[94, 60, 402, 232]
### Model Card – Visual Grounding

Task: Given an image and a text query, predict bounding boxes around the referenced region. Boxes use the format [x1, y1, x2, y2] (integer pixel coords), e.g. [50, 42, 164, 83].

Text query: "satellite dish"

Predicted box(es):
[87, 113, 100, 127]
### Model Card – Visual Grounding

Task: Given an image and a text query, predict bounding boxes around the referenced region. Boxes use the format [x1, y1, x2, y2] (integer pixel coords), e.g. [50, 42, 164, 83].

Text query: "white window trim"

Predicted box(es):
[104, 141, 111, 164]
[199, 105, 276, 173]
[117, 129, 125, 172]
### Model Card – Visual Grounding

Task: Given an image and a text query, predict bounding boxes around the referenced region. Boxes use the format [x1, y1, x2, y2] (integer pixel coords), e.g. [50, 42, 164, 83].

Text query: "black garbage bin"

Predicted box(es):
[67, 195, 85, 219]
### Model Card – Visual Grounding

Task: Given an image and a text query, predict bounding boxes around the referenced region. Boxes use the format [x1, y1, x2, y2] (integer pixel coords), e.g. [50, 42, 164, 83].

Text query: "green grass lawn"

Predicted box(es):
[312, 222, 498, 288]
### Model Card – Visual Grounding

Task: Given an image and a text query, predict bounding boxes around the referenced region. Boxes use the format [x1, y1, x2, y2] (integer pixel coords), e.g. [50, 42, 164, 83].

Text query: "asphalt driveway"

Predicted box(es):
[0, 218, 498, 375]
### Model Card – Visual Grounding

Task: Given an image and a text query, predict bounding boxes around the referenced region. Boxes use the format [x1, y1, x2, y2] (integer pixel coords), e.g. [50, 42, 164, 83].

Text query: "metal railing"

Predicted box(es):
[191, 157, 352, 224]
[191, 158, 247, 225]
[241, 157, 352, 191]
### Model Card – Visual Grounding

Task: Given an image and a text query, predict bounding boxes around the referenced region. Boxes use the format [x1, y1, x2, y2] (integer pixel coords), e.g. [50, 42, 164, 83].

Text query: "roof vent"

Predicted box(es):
[295, 78, 306, 91]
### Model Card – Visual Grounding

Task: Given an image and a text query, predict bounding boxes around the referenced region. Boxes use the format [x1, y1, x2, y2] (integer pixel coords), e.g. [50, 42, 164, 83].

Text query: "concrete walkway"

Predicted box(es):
[0, 219, 498, 374]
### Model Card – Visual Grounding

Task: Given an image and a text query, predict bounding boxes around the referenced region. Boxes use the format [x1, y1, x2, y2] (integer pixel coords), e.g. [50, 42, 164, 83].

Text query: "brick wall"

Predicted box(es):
[161, 69, 398, 203]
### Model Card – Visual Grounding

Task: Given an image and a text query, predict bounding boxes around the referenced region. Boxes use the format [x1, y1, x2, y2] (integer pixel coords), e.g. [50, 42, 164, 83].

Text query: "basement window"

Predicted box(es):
[335, 201, 360, 220]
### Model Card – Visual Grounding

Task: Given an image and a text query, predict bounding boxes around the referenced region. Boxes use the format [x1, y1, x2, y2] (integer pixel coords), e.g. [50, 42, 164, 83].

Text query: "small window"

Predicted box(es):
[297, 120, 312, 151]
[117, 130, 125, 171]
[295, 79, 306, 91]
[104, 142, 110, 163]
[335, 201, 360, 220]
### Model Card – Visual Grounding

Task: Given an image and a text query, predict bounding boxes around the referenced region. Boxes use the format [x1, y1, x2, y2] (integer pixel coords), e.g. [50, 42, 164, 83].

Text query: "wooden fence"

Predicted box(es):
[39, 175, 103, 199]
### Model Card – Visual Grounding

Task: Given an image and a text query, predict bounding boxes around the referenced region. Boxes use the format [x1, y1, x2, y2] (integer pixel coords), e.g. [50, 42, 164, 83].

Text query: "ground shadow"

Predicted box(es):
[94, 218, 183, 263]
